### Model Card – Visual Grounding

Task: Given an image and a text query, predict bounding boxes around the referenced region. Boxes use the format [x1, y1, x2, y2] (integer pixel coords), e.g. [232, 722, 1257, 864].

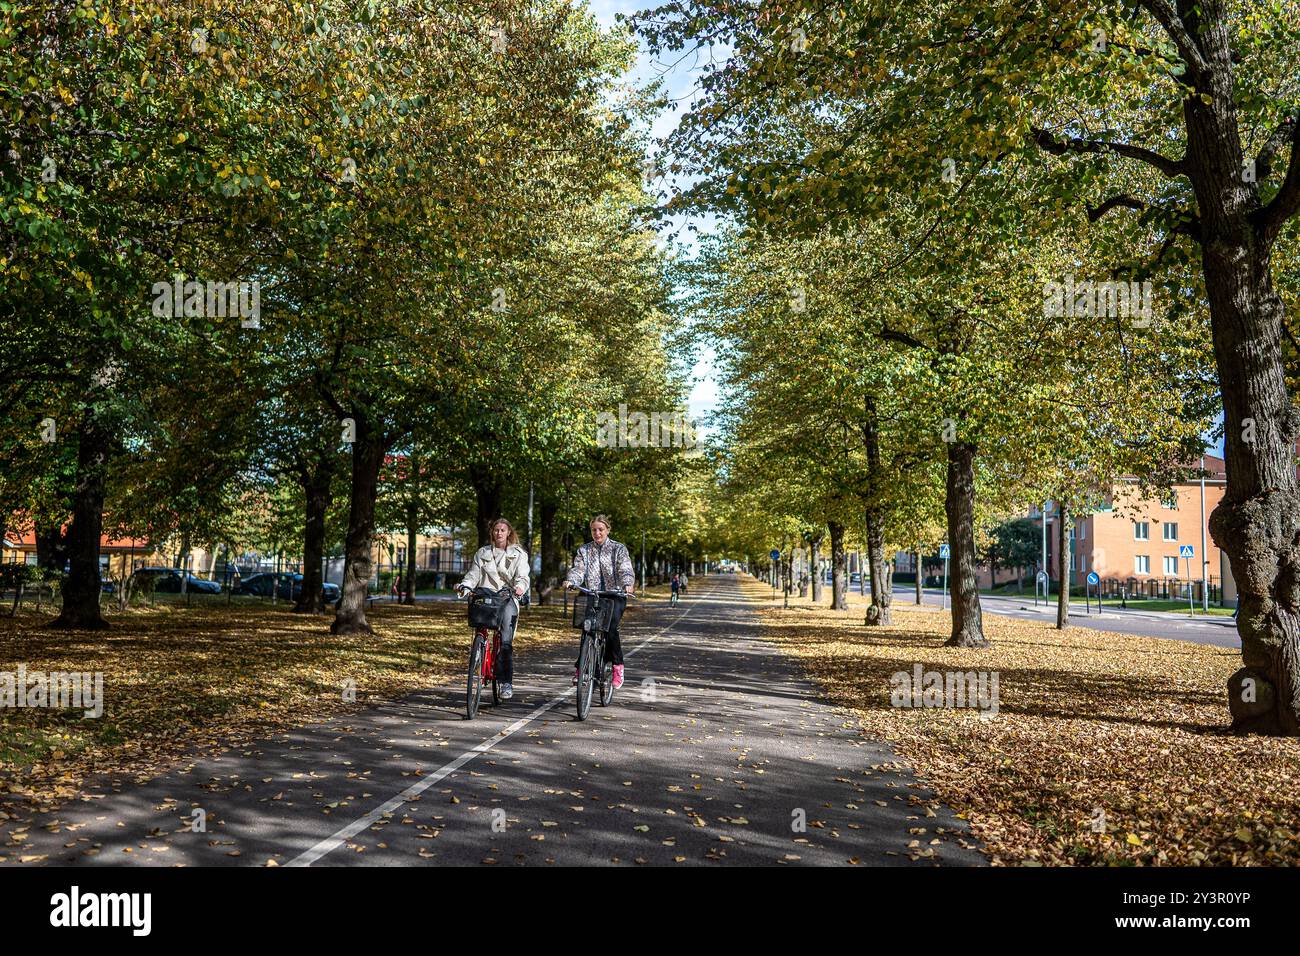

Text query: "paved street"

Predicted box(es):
[0, 576, 984, 867]
[882, 585, 1240, 649]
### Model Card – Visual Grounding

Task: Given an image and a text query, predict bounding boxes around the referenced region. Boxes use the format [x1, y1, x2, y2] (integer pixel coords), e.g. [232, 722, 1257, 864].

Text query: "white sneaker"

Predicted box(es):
[500, 682, 514, 700]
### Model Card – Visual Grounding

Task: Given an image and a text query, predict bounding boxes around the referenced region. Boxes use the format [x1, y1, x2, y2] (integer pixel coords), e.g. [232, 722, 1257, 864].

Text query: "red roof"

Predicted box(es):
[3, 530, 149, 552]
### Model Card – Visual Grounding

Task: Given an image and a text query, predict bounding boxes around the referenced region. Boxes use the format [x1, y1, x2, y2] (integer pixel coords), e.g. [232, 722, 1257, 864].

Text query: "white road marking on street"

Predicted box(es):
[285, 584, 717, 866]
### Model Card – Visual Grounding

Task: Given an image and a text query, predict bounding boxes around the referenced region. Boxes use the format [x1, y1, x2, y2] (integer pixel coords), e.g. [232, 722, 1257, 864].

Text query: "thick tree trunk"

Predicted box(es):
[35, 522, 67, 576]
[293, 458, 333, 614]
[829, 520, 847, 609]
[470, 467, 503, 550]
[538, 497, 560, 604]
[864, 510, 892, 625]
[1179, 14, 1300, 734]
[49, 411, 109, 630]
[1204, 238, 1300, 734]
[943, 440, 986, 647]
[331, 413, 385, 636]
[1056, 505, 1070, 630]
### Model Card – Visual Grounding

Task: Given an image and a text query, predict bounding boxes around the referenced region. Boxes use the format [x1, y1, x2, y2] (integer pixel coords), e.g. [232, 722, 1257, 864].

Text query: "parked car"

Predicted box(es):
[132, 567, 222, 594]
[236, 572, 339, 602]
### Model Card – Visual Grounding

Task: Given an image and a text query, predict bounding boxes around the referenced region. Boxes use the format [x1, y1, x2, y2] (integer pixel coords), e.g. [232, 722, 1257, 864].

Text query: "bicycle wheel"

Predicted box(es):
[466, 637, 484, 720]
[599, 658, 614, 706]
[576, 635, 595, 720]
[490, 633, 501, 706]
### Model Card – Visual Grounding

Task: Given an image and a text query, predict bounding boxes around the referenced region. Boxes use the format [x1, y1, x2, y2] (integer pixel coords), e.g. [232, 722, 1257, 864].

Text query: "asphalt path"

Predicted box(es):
[0, 575, 984, 867]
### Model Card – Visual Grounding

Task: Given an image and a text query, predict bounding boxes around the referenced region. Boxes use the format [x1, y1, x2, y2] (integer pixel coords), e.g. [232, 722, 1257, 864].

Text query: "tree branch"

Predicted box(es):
[1135, 0, 1210, 78]
[1257, 114, 1300, 241]
[1087, 194, 1146, 221]
[1032, 127, 1187, 179]
[1255, 109, 1299, 180]
[879, 325, 928, 350]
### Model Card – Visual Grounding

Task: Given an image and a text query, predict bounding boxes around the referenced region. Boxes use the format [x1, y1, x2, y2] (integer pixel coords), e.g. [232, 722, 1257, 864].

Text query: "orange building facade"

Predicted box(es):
[979, 457, 1228, 602]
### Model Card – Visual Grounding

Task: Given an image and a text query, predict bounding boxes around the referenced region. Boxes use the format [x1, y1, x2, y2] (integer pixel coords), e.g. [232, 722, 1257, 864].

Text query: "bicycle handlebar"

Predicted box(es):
[569, 585, 635, 598]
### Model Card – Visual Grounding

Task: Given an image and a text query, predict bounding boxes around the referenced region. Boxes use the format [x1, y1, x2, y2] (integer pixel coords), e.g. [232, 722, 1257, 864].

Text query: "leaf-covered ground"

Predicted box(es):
[0, 600, 583, 815]
[745, 578, 1299, 865]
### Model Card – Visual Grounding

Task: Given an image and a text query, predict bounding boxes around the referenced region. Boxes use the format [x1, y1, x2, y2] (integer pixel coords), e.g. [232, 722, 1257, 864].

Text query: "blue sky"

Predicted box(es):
[587, 0, 721, 428]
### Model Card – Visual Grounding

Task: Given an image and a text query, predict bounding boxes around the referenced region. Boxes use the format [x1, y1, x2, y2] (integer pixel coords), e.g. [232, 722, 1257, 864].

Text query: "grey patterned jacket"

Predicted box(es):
[564, 539, 635, 592]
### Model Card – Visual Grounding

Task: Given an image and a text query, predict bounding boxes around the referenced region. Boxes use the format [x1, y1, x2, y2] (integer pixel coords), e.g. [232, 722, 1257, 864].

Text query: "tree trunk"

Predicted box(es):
[943, 440, 986, 647]
[331, 413, 385, 636]
[1176, 14, 1300, 734]
[538, 496, 559, 604]
[864, 510, 892, 625]
[829, 520, 847, 609]
[49, 410, 109, 630]
[35, 522, 67, 577]
[915, 549, 923, 604]
[1056, 505, 1070, 630]
[809, 531, 824, 603]
[470, 467, 503, 549]
[293, 457, 333, 614]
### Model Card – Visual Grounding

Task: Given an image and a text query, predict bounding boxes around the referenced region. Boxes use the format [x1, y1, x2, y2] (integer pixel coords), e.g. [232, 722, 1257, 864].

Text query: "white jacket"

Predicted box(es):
[460, 544, 531, 607]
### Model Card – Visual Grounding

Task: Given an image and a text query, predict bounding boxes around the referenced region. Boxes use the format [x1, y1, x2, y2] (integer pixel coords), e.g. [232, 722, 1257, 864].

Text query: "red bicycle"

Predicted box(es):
[461, 586, 516, 720]
[466, 624, 501, 719]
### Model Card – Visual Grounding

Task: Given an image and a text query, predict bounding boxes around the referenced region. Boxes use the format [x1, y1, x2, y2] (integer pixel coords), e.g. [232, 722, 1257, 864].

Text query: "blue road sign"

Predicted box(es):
[939, 544, 950, 559]
[1087, 571, 1100, 585]
[769, 549, 780, 561]
[1179, 544, 1195, 559]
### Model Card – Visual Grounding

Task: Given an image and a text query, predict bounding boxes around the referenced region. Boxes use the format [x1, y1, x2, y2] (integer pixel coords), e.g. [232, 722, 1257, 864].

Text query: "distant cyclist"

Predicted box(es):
[456, 518, 531, 700]
[670, 572, 681, 605]
[564, 514, 635, 689]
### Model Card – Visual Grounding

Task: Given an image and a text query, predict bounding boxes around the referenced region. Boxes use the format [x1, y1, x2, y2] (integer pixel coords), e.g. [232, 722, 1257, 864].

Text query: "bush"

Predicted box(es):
[0, 563, 57, 590]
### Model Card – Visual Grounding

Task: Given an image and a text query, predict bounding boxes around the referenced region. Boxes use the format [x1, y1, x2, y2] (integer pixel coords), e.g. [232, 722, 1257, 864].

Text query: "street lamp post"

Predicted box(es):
[1200, 455, 1209, 611]
[1041, 501, 1049, 582]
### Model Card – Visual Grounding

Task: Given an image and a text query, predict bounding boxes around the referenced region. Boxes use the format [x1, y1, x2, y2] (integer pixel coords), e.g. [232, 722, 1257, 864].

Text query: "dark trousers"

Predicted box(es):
[575, 595, 626, 667]
[497, 602, 519, 682]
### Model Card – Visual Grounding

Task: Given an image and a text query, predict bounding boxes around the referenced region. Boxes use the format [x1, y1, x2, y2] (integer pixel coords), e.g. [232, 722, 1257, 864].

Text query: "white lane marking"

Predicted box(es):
[285, 583, 719, 866]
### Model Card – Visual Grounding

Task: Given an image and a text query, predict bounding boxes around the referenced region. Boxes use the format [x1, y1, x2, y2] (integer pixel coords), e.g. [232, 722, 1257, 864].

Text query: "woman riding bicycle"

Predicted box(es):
[456, 518, 531, 700]
[564, 514, 635, 689]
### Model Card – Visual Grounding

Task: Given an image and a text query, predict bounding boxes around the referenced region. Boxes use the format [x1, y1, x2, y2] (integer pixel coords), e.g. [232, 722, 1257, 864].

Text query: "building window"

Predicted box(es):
[1161, 495, 1178, 510]
[1077, 523, 1085, 540]
[1134, 521, 1150, 541]
[1163, 556, 1179, 576]
[1163, 522, 1178, 541]
[1135, 555, 1151, 575]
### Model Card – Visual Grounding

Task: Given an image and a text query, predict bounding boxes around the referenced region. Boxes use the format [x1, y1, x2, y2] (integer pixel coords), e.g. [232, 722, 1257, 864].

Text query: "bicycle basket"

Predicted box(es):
[468, 591, 508, 629]
[571, 593, 623, 631]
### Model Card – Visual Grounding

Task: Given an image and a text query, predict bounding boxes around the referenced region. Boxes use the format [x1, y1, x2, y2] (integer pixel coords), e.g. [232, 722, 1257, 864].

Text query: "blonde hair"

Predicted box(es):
[490, 518, 519, 547]
[590, 514, 612, 532]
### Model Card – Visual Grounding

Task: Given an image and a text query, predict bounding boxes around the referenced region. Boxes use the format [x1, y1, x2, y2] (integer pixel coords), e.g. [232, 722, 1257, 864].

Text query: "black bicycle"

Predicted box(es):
[570, 585, 630, 720]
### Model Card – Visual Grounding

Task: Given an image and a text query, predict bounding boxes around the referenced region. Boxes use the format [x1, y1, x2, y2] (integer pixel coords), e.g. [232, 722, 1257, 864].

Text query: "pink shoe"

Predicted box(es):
[572, 667, 579, 685]
[611, 664, 624, 689]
